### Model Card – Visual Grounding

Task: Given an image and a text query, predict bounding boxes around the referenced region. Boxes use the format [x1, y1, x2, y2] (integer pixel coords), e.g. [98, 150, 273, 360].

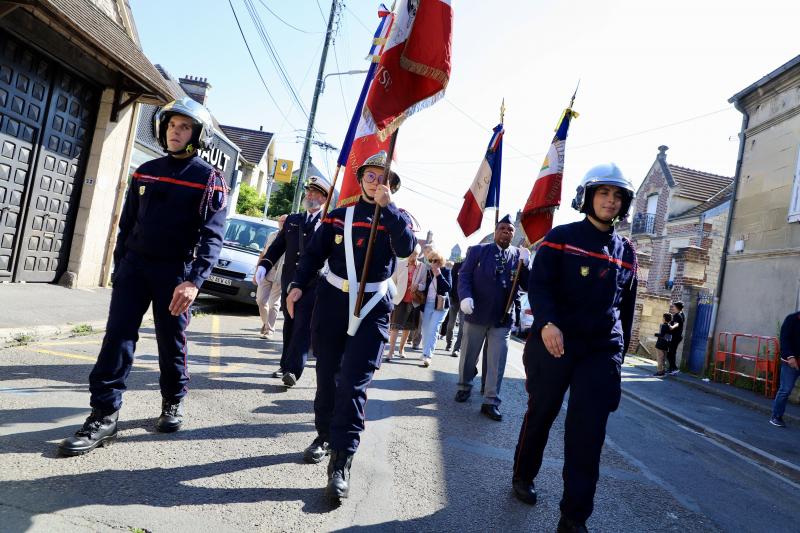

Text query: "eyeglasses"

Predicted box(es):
[363, 171, 386, 184]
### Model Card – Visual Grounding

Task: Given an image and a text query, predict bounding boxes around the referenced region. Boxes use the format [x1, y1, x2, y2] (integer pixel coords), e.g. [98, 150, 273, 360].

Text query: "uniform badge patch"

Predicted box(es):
[580, 266, 590, 277]
[139, 185, 146, 196]
[335, 234, 343, 245]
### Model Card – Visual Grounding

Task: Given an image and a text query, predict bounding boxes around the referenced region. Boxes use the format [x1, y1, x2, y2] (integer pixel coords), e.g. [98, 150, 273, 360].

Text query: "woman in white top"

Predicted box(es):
[386, 244, 422, 360]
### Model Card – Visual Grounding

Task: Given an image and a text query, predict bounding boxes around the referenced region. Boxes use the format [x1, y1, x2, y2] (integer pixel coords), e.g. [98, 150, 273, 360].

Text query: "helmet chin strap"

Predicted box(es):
[359, 181, 376, 203]
[166, 142, 195, 156]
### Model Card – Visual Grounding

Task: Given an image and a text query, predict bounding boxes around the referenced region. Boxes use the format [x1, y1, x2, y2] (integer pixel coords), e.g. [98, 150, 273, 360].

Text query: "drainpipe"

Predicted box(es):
[704, 103, 749, 373]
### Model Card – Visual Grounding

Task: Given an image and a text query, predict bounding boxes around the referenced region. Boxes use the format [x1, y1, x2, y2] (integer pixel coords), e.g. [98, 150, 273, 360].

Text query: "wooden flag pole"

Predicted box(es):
[321, 164, 342, 218]
[354, 130, 399, 317]
[503, 238, 530, 316]
[494, 98, 505, 226]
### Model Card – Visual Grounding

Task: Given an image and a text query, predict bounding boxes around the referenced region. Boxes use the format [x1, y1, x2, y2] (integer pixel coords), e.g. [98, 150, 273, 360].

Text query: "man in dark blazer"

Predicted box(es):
[456, 215, 529, 420]
[256, 175, 330, 387]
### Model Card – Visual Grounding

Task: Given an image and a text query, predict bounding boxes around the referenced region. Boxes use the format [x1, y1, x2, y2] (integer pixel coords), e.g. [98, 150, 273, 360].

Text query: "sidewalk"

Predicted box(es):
[0, 283, 224, 345]
[622, 356, 800, 483]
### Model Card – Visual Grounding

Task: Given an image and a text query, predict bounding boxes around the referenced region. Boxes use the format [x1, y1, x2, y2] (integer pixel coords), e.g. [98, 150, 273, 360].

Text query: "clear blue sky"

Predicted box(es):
[130, 0, 800, 254]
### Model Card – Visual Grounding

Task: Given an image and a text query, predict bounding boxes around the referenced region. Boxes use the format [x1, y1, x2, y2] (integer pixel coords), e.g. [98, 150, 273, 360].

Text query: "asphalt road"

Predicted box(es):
[1, 303, 797, 532]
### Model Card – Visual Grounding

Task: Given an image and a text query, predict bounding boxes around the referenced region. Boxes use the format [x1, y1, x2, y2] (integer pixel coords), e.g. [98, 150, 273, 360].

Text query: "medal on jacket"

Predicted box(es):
[580, 266, 590, 277]
[335, 234, 343, 245]
[139, 185, 146, 196]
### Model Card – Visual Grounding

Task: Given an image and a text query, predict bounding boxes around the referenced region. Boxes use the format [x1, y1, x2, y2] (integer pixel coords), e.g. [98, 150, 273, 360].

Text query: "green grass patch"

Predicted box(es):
[9, 333, 35, 346]
[71, 324, 94, 336]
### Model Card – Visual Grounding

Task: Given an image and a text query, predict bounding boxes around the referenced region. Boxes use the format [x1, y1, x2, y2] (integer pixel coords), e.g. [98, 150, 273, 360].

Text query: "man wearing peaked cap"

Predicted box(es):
[456, 214, 530, 421]
[255, 174, 330, 388]
[285, 151, 416, 505]
[58, 97, 229, 456]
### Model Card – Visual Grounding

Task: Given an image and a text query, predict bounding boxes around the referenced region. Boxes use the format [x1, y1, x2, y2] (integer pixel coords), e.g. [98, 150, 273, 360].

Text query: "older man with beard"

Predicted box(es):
[256, 175, 330, 388]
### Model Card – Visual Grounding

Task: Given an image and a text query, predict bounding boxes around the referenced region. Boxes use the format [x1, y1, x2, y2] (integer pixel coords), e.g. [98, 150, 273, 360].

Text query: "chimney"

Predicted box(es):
[259, 125, 263, 131]
[657, 145, 669, 161]
[179, 75, 213, 106]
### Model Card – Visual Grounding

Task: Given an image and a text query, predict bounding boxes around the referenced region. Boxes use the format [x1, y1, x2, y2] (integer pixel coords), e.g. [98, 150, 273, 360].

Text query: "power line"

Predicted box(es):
[344, 4, 372, 34]
[315, 0, 328, 23]
[244, 0, 310, 119]
[256, 0, 324, 34]
[444, 98, 536, 162]
[401, 104, 736, 166]
[227, 0, 297, 129]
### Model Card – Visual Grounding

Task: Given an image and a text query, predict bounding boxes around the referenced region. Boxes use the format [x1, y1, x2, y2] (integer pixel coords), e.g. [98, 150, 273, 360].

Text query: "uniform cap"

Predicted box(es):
[304, 175, 330, 196]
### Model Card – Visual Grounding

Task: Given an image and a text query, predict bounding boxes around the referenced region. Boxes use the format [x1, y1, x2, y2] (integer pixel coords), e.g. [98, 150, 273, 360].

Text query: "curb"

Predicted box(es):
[625, 356, 800, 425]
[0, 299, 224, 347]
[621, 388, 800, 485]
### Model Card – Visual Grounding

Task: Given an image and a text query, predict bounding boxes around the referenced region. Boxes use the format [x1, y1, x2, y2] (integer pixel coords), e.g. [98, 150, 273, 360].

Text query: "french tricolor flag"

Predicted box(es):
[335, 5, 395, 207]
[457, 124, 504, 237]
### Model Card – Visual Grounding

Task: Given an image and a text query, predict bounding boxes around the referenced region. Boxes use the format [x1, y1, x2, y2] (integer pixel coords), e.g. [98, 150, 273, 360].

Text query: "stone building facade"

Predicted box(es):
[715, 55, 800, 402]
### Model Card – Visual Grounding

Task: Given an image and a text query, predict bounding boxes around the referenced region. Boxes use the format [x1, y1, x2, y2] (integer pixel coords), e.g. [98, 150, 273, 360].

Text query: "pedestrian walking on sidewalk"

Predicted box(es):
[386, 244, 422, 360]
[253, 215, 286, 339]
[512, 163, 638, 533]
[455, 214, 530, 421]
[255, 175, 330, 389]
[770, 311, 800, 428]
[58, 97, 228, 457]
[418, 249, 451, 367]
[653, 313, 673, 377]
[444, 259, 463, 354]
[285, 151, 415, 505]
[666, 301, 684, 375]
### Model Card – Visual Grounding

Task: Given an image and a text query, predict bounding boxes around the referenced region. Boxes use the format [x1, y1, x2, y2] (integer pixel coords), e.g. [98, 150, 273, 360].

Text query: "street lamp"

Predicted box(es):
[321, 69, 369, 93]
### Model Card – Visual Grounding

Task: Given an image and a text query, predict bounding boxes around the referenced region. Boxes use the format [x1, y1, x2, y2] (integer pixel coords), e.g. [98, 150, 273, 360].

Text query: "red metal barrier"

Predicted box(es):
[713, 332, 780, 397]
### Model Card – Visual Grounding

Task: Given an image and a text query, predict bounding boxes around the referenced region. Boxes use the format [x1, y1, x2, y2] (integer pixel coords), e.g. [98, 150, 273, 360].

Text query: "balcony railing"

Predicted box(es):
[631, 213, 656, 235]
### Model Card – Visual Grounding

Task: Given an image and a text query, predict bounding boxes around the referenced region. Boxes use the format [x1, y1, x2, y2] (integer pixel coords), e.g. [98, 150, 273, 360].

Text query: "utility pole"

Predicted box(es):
[292, 0, 339, 212]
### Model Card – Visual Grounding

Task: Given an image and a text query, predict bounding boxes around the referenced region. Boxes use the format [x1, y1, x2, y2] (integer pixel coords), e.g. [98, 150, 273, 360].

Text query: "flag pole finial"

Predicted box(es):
[500, 98, 506, 124]
[569, 79, 580, 109]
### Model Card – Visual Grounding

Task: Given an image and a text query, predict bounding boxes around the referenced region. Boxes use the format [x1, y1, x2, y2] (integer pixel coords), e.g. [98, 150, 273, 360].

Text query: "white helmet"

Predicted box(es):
[154, 97, 214, 154]
[571, 163, 635, 221]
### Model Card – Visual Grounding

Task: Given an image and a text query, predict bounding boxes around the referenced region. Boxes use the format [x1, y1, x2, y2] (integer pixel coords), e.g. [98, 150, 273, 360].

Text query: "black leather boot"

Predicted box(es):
[512, 477, 537, 505]
[58, 409, 118, 456]
[557, 515, 588, 533]
[156, 398, 184, 433]
[304, 435, 330, 464]
[326, 450, 354, 503]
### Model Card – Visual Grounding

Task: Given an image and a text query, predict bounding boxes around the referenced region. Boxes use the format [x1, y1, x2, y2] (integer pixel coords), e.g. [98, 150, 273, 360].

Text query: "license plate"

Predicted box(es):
[207, 274, 232, 286]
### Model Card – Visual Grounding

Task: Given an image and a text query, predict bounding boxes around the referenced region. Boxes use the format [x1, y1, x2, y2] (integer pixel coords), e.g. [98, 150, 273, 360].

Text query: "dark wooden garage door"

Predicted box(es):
[0, 32, 98, 282]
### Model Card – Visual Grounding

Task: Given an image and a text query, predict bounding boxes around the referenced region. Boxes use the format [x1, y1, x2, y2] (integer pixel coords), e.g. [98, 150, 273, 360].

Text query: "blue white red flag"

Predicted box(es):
[520, 107, 578, 243]
[335, 5, 394, 207]
[457, 124, 504, 237]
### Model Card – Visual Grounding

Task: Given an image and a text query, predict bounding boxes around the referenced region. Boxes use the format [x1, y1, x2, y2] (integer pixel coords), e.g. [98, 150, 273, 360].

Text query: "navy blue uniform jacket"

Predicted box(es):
[530, 218, 638, 360]
[114, 155, 227, 288]
[259, 212, 319, 291]
[779, 312, 800, 361]
[292, 199, 416, 293]
[458, 243, 529, 328]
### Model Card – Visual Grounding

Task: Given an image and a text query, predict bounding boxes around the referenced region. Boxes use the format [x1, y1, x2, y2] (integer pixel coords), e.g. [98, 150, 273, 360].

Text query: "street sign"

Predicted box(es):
[274, 159, 293, 183]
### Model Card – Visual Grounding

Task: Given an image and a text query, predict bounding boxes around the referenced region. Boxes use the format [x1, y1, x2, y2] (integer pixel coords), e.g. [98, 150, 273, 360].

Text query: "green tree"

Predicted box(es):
[267, 177, 298, 217]
[236, 183, 266, 217]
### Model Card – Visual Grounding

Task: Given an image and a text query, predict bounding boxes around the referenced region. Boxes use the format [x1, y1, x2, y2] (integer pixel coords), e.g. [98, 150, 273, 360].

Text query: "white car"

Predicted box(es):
[200, 214, 280, 305]
[516, 292, 534, 336]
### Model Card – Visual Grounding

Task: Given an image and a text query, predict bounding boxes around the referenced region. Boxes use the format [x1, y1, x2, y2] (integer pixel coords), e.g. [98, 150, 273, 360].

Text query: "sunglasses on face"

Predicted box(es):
[363, 171, 386, 184]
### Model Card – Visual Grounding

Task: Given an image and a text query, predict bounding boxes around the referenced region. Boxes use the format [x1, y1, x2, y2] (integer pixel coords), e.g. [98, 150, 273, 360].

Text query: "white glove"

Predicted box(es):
[255, 266, 267, 285]
[460, 297, 474, 315]
[518, 247, 531, 264]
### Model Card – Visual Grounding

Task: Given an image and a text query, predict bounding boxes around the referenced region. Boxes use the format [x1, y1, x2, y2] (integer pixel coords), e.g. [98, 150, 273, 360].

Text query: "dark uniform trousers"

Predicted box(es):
[89, 251, 191, 412]
[279, 280, 317, 378]
[513, 336, 622, 523]
[311, 280, 388, 454]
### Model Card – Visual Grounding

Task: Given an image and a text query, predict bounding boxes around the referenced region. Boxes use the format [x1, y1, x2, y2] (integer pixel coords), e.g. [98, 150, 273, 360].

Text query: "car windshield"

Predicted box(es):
[222, 218, 277, 252]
